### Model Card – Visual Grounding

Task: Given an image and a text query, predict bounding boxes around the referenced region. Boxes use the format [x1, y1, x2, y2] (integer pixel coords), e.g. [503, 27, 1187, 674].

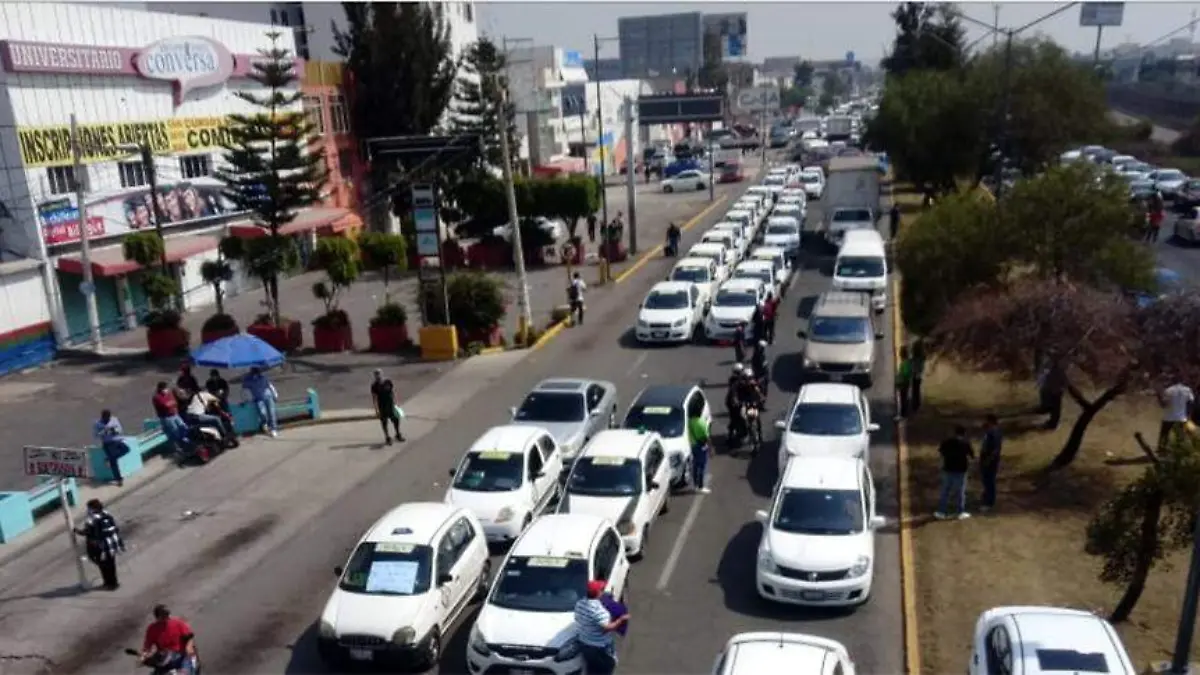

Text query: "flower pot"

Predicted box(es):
[603, 241, 628, 262]
[313, 324, 354, 353]
[247, 321, 303, 352]
[146, 327, 190, 359]
[368, 324, 410, 352]
[200, 326, 239, 344]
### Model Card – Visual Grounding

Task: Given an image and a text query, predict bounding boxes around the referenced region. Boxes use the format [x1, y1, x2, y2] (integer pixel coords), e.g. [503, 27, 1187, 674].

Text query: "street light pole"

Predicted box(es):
[69, 114, 102, 350]
[1169, 504, 1200, 674]
[594, 33, 608, 228]
[139, 145, 169, 271]
[498, 86, 534, 339]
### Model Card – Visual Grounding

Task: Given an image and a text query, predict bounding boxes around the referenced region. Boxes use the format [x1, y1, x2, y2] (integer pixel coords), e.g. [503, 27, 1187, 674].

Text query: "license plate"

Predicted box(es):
[348, 649, 373, 661]
[511, 670, 535, 675]
[801, 590, 831, 601]
[652, 331, 667, 338]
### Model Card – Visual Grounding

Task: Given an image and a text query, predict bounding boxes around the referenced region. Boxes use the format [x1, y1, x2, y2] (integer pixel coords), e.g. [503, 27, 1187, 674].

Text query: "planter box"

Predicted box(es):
[461, 325, 503, 348]
[568, 237, 586, 265]
[603, 241, 628, 263]
[369, 324, 410, 352]
[247, 321, 302, 352]
[146, 327, 189, 359]
[200, 325, 239, 345]
[313, 324, 353, 353]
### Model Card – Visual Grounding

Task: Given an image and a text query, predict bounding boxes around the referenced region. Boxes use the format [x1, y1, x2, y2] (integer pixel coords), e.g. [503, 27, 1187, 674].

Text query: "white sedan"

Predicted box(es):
[798, 171, 824, 199]
[636, 281, 705, 343]
[662, 169, 711, 193]
[491, 216, 565, 243]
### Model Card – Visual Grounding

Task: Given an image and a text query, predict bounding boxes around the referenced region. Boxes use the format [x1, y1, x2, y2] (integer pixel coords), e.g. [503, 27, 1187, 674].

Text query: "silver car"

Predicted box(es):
[510, 378, 619, 460]
[799, 292, 883, 388]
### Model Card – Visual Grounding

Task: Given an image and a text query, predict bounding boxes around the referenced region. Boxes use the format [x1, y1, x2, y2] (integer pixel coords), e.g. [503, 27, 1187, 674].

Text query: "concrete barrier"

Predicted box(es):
[0, 477, 79, 543]
[420, 325, 458, 361]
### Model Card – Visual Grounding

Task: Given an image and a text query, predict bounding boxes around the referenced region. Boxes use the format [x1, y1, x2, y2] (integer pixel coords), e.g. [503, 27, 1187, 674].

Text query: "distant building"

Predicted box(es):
[584, 58, 624, 82]
[618, 12, 704, 80]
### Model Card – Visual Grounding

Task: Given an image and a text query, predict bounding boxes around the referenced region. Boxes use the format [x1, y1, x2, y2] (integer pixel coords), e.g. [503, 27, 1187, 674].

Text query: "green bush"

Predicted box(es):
[311, 237, 360, 318]
[201, 313, 239, 333]
[421, 271, 506, 338]
[370, 302, 408, 328]
[358, 231, 408, 291]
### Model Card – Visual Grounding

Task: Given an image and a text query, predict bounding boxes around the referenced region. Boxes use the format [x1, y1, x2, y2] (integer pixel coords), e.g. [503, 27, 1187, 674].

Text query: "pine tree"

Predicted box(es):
[216, 30, 328, 325]
[448, 38, 519, 170]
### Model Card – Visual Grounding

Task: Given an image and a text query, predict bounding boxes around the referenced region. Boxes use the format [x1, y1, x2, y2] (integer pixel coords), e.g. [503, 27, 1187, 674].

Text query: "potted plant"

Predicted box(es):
[199, 238, 240, 343]
[227, 235, 304, 352]
[122, 232, 189, 358]
[358, 231, 408, 299]
[309, 237, 360, 352]
[369, 302, 410, 352]
[421, 271, 507, 347]
[200, 313, 239, 344]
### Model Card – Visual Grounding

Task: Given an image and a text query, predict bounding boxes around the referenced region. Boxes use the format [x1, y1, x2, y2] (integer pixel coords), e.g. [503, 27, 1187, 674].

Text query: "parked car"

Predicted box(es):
[968, 606, 1136, 675]
[509, 378, 618, 460]
[492, 216, 565, 243]
[635, 281, 705, 344]
[662, 169, 711, 193]
[1149, 168, 1188, 199]
[775, 383, 879, 473]
[622, 384, 712, 488]
[712, 633, 857, 675]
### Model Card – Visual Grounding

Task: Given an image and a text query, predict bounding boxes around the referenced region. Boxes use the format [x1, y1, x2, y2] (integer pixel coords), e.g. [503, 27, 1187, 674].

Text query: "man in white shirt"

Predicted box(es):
[184, 390, 237, 447]
[568, 272, 587, 325]
[1159, 382, 1194, 450]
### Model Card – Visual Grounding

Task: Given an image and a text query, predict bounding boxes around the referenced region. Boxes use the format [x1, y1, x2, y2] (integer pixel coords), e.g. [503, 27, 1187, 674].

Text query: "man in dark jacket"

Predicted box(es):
[75, 498, 125, 589]
[586, 213, 598, 243]
[371, 369, 405, 445]
[889, 203, 901, 239]
[935, 425, 974, 520]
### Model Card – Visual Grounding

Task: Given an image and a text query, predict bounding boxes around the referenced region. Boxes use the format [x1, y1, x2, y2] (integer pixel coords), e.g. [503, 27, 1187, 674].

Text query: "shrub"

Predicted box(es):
[421, 271, 506, 338]
[312, 308, 350, 329]
[201, 313, 239, 333]
[370, 302, 408, 328]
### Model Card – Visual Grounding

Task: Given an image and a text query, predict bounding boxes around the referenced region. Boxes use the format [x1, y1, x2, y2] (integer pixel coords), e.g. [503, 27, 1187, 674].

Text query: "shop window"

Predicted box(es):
[179, 155, 211, 179]
[329, 94, 349, 134]
[303, 95, 325, 134]
[46, 166, 83, 196]
[337, 149, 355, 179]
[279, 12, 290, 26]
[118, 161, 148, 188]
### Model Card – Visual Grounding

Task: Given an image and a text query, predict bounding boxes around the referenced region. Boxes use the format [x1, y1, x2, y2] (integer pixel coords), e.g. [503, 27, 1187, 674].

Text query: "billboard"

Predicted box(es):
[1080, 2, 1124, 27]
[637, 94, 724, 124]
[704, 13, 747, 60]
[735, 87, 781, 112]
[16, 116, 233, 168]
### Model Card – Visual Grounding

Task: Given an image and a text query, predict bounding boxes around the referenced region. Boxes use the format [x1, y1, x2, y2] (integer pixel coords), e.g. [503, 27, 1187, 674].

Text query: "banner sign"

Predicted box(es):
[1080, 2, 1124, 26]
[135, 37, 235, 106]
[16, 116, 233, 168]
[39, 199, 107, 246]
[23, 445, 90, 479]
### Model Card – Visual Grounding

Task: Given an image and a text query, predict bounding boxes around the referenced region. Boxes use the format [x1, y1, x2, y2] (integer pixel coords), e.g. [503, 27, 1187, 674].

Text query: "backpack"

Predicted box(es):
[568, 283, 580, 302]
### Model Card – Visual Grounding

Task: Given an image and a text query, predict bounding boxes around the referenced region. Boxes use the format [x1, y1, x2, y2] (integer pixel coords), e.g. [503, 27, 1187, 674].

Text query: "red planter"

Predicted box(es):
[146, 327, 190, 359]
[313, 324, 354, 352]
[568, 237, 586, 265]
[247, 321, 303, 352]
[461, 325, 503, 347]
[200, 326, 239, 344]
[368, 324, 410, 352]
[603, 241, 628, 262]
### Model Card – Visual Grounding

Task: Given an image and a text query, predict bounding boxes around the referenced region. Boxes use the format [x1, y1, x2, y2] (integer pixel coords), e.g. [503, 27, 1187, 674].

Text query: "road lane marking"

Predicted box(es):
[623, 351, 649, 377]
[656, 490, 706, 591]
[614, 196, 729, 285]
[530, 319, 568, 352]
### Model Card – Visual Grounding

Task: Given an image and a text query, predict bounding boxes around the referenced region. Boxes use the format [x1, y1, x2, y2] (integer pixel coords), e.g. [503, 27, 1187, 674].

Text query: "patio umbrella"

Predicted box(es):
[190, 333, 284, 369]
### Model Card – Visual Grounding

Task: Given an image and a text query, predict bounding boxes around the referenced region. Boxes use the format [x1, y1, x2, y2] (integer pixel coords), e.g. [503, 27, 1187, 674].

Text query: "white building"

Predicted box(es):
[504, 45, 590, 166]
[0, 2, 353, 372]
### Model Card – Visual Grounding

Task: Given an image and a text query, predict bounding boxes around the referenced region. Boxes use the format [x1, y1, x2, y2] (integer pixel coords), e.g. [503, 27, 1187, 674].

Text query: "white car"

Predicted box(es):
[749, 246, 792, 289]
[704, 278, 767, 342]
[802, 165, 826, 183]
[622, 384, 712, 487]
[723, 209, 757, 239]
[732, 260, 780, 299]
[771, 201, 806, 225]
[558, 429, 672, 558]
[738, 191, 771, 216]
[492, 216, 565, 243]
[710, 222, 750, 257]
[713, 632, 857, 675]
[688, 241, 736, 271]
[319, 502, 491, 669]
[747, 185, 775, 204]
[969, 606, 1136, 675]
[778, 188, 808, 205]
[798, 171, 825, 200]
[760, 174, 786, 198]
[762, 216, 802, 257]
[669, 256, 721, 301]
[662, 169, 711, 192]
[733, 199, 767, 226]
[755, 456, 884, 607]
[700, 229, 744, 260]
[636, 281, 705, 343]
[445, 425, 565, 544]
[775, 383, 879, 473]
[466, 513, 630, 675]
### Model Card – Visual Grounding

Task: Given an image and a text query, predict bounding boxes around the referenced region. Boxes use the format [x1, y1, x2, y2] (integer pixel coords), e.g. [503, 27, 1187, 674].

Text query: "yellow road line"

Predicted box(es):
[892, 273, 922, 675]
[529, 319, 567, 352]
[613, 196, 729, 285]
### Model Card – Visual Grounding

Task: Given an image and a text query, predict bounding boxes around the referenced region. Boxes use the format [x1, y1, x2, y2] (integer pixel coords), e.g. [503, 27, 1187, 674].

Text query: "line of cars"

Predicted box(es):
[1061, 143, 1194, 205]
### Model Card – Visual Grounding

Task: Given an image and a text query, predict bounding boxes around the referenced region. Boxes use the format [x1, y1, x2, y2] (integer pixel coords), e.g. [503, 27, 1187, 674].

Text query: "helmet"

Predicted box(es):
[732, 363, 744, 373]
[758, 340, 767, 347]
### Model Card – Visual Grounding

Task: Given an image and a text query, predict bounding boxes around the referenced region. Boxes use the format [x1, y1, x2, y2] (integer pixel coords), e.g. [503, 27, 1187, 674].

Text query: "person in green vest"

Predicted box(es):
[895, 346, 913, 421]
[687, 409, 713, 494]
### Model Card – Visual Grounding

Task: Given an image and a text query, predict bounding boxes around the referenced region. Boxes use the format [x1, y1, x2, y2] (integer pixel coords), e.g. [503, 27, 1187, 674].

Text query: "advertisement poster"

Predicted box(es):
[16, 116, 232, 168]
[39, 178, 236, 246]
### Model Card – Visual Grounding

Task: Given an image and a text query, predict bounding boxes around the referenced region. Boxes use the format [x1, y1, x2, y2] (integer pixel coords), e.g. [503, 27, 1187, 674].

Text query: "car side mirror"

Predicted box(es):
[870, 515, 887, 529]
[774, 419, 787, 430]
[875, 331, 885, 340]
[448, 468, 456, 476]
[334, 566, 344, 577]
[437, 572, 454, 586]
[509, 406, 518, 418]
[754, 510, 769, 524]
[590, 409, 602, 417]
[868, 423, 881, 433]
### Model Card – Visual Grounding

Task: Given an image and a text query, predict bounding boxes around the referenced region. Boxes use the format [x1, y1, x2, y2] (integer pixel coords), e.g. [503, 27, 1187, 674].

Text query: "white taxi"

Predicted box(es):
[775, 383, 879, 472]
[701, 228, 745, 259]
[772, 201, 806, 223]
[669, 256, 721, 302]
[636, 281, 704, 344]
[466, 513, 630, 675]
[723, 209, 758, 239]
[760, 174, 786, 199]
[713, 632, 857, 675]
[750, 246, 792, 289]
[558, 429, 671, 559]
[755, 456, 885, 607]
[687, 242, 736, 274]
[319, 502, 491, 670]
[732, 260, 780, 299]
[733, 199, 767, 227]
[704, 278, 767, 342]
[445, 425, 564, 543]
[799, 170, 825, 199]
[622, 384, 712, 487]
[762, 216, 802, 257]
[710, 222, 750, 256]
[746, 185, 775, 204]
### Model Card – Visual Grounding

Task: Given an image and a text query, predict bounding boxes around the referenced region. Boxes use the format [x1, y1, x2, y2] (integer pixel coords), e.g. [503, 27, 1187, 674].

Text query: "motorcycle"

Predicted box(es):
[175, 423, 226, 466]
[124, 648, 201, 675]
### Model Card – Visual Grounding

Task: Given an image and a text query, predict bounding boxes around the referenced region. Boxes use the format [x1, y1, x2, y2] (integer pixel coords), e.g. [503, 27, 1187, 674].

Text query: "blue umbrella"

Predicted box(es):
[190, 333, 284, 369]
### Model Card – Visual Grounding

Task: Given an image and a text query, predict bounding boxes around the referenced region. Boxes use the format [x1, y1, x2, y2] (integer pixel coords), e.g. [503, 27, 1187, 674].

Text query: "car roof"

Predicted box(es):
[736, 260, 773, 270]
[469, 424, 544, 453]
[723, 633, 841, 674]
[725, 209, 752, 216]
[511, 513, 607, 559]
[721, 278, 764, 292]
[814, 291, 871, 316]
[363, 502, 462, 545]
[781, 456, 862, 490]
[752, 247, 786, 258]
[797, 383, 860, 405]
[702, 230, 733, 239]
[675, 257, 713, 268]
[712, 222, 743, 231]
[631, 384, 694, 408]
[581, 429, 657, 460]
[534, 378, 590, 392]
[991, 607, 1133, 673]
[767, 216, 800, 225]
[650, 281, 693, 294]
[690, 243, 725, 253]
[838, 236, 885, 255]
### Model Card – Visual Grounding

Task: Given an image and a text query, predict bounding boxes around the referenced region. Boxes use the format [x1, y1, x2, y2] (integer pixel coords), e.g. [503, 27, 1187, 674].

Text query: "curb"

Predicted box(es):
[612, 196, 730, 285]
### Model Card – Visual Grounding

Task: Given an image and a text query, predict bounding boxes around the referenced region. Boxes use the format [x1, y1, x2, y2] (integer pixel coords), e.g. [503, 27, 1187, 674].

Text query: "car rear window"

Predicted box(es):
[1034, 649, 1109, 672]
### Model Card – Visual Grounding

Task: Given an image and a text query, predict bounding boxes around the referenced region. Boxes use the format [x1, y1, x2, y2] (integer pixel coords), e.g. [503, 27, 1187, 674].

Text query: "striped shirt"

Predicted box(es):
[573, 597, 613, 649]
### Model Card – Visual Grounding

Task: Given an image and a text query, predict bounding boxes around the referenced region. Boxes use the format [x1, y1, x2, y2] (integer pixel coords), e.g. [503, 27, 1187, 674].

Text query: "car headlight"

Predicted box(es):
[319, 620, 336, 639]
[392, 627, 416, 645]
[637, 318, 649, 328]
[616, 519, 636, 535]
[554, 639, 581, 662]
[858, 361, 873, 369]
[849, 555, 871, 578]
[757, 546, 776, 573]
[672, 318, 688, 327]
[469, 627, 491, 656]
[495, 506, 516, 523]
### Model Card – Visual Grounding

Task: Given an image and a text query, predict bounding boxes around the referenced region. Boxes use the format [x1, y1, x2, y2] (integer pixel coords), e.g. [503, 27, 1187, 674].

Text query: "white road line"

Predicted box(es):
[656, 491, 706, 591]
[624, 351, 649, 377]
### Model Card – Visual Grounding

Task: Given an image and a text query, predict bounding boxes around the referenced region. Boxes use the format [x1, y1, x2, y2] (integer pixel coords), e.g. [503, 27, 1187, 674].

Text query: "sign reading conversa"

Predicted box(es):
[16, 117, 233, 168]
[135, 37, 235, 105]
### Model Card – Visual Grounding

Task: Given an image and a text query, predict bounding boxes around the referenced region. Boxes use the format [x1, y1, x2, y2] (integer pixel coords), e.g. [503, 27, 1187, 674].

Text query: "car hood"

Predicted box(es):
[558, 492, 638, 525]
[804, 340, 873, 363]
[1160, 179, 1186, 189]
[446, 487, 521, 520]
[709, 305, 756, 323]
[639, 308, 691, 324]
[328, 590, 429, 637]
[511, 421, 587, 451]
[766, 529, 869, 570]
[782, 432, 866, 459]
[828, 220, 873, 231]
[475, 605, 577, 650]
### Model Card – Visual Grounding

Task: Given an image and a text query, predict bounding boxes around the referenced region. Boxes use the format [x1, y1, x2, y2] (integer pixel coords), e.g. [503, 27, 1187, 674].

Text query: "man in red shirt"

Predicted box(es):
[761, 292, 779, 345]
[142, 605, 197, 673]
[152, 381, 189, 448]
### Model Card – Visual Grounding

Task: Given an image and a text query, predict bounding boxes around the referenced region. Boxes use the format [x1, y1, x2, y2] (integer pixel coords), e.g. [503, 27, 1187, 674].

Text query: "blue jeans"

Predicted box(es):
[160, 415, 189, 449]
[937, 471, 967, 514]
[691, 442, 709, 489]
[255, 397, 278, 432]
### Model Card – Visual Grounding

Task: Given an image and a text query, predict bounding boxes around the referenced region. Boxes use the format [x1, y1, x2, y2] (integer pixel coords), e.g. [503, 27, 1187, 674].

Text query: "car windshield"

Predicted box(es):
[735, 268, 772, 283]
[702, 235, 730, 247]
[715, 290, 758, 307]
[338, 542, 434, 596]
[836, 256, 885, 278]
[790, 403, 863, 435]
[764, 176, 785, 185]
[676, 171, 698, 179]
[645, 291, 689, 310]
[1159, 170, 1185, 180]
[490, 555, 590, 613]
[515, 392, 586, 423]
[453, 451, 524, 492]
[671, 266, 710, 283]
[767, 224, 799, 235]
[833, 209, 872, 222]
[567, 456, 642, 496]
[810, 316, 871, 343]
[773, 488, 864, 535]
[623, 403, 685, 438]
[1126, 163, 1151, 173]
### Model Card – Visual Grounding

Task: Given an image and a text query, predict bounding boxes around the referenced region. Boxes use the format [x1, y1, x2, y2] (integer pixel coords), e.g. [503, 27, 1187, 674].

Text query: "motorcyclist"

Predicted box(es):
[750, 340, 769, 402]
[141, 605, 198, 675]
[736, 370, 766, 448]
[725, 364, 747, 445]
[187, 389, 239, 448]
[179, 388, 229, 444]
[665, 222, 682, 256]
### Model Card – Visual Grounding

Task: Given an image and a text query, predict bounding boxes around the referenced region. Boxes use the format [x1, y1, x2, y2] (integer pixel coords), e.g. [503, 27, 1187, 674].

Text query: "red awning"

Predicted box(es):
[227, 207, 359, 239]
[56, 234, 219, 277]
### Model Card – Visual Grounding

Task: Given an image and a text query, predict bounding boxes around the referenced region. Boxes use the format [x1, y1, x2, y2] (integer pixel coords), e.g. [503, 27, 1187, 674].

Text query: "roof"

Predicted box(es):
[650, 281, 693, 294]
[689, 242, 726, 253]
[736, 260, 774, 271]
[469, 425, 543, 453]
[767, 216, 801, 225]
[582, 429, 656, 460]
[702, 230, 734, 241]
[1001, 607, 1131, 673]
[674, 257, 713, 269]
[725, 637, 834, 674]
[838, 233, 885, 253]
[815, 292, 871, 316]
[725, 208, 752, 216]
[781, 456, 862, 490]
[752, 246, 787, 257]
[512, 513, 607, 558]
[534, 379, 588, 392]
[364, 502, 460, 545]
[797, 383, 860, 405]
[631, 384, 694, 408]
[721, 278, 764, 292]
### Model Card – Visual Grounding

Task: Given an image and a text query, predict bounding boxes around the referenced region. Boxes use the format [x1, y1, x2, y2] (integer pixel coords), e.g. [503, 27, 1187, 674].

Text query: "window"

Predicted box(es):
[436, 529, 457, 578]
[303, 95, 325, 134]
[329, 94, 350, 134]
[593, 530, 621, 581]
[645, 444, 664, 481]
[179, 155, 211, 180]
[463, 2, 473, 22]
[527, 444, 544, 478]
[279, 11, 289, 26]
[586, 385, 605, 410]
[862, 470, 873, 516]
[537, 434, 557, 461]
[118, 161, 147, 188]
[269, 9, 278, 25]
[448, 517, 476, 560]
[985, 626, 1014, 675]
[46, 166, 81, 196]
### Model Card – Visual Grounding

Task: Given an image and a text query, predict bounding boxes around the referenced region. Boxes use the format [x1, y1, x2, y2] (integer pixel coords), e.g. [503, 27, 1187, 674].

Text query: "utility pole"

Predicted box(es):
[995, 30, 1014, 199]
[1093, 25, 1105, 66]
[993, 4, 1000, 47]
[578, 106, 590, 172]
[594, 34, 609, 228]
[497, 87, 534, 338]
[708, 133, 716, 202]
[69, 114, 101, 350]
[1169, 504, 1200, 673]
[624, 97, 638, 255]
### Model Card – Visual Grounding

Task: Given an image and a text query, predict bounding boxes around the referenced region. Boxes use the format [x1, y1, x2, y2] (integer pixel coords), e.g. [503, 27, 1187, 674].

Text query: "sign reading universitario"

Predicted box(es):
[16, 117, 233, 168]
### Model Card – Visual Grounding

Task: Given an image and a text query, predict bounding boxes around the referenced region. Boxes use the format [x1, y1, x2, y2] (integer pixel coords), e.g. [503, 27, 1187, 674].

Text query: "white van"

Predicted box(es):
[832, 230, 887, 313]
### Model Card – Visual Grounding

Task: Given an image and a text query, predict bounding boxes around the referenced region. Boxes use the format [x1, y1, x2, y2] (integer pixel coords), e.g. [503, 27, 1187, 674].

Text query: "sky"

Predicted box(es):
[476, 2, 1200, 63]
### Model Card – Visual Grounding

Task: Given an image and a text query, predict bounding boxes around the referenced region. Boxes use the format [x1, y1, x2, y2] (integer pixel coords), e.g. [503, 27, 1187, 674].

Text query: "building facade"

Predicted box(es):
[505, 45, 590, 168]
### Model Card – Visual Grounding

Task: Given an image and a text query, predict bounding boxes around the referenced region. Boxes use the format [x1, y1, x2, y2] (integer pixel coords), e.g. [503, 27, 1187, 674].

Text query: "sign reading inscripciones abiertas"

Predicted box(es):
[16, 116, 233, 168]
[24, 445, 90, 479]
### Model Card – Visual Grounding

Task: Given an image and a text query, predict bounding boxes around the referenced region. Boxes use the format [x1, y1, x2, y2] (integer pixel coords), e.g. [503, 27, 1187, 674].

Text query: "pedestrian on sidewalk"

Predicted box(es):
[568, 272, 587, 325]
[762, 292, 778, 344]
[573, 580, 626, 675]
[177, 363, 200, 395]
[935, 425, 974, 520]
[75, 498, 125, 590]
[895, 347, 913, 421]
[688, 406, 713, 494]
[979, 414, 1002, 511]
[371, 369, 405, 445]
[242, 366, 279, 437]
[152, 381, 190, 450]
[587, 213, 597, 244]
[93, 409, 129, 487]
[1146, 190, 1165, 243]
[1158, 382, 1195, 450]
[205, 369, 230, 412]
[911, 339, 927, 413]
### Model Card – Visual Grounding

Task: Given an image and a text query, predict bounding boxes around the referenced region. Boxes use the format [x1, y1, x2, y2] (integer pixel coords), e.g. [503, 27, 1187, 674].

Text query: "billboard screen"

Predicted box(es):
[704, 13, 748, 59]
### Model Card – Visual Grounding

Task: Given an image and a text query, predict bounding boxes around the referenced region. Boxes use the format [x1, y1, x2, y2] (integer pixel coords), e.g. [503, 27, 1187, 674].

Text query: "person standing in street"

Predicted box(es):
[93, 409, 128, 487]
[371, 369, 405, 445]
[587, 213, 598, 244]
[75, 498, 125, 590]
[935, 425, 974, 520]
[911, 339, 927, 413]
[895, 346, 913, 421]
[573, 580, 627, 675]
[242, 366, 279, 437]
[568, 272, 587, 325]
[732, 322, 747, 364]
[688, 406, 713, 494]
[979, 415, 1002, 511]
[1146, 189, 1165, 242]
[889, 202, 901, 240]
[1159, 381, 1195, 449]
[762, 292, 778, 344]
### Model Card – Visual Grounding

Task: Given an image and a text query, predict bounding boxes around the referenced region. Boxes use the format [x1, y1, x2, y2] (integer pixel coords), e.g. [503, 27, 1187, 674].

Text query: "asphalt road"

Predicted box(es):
[67, 165, 904, 675]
